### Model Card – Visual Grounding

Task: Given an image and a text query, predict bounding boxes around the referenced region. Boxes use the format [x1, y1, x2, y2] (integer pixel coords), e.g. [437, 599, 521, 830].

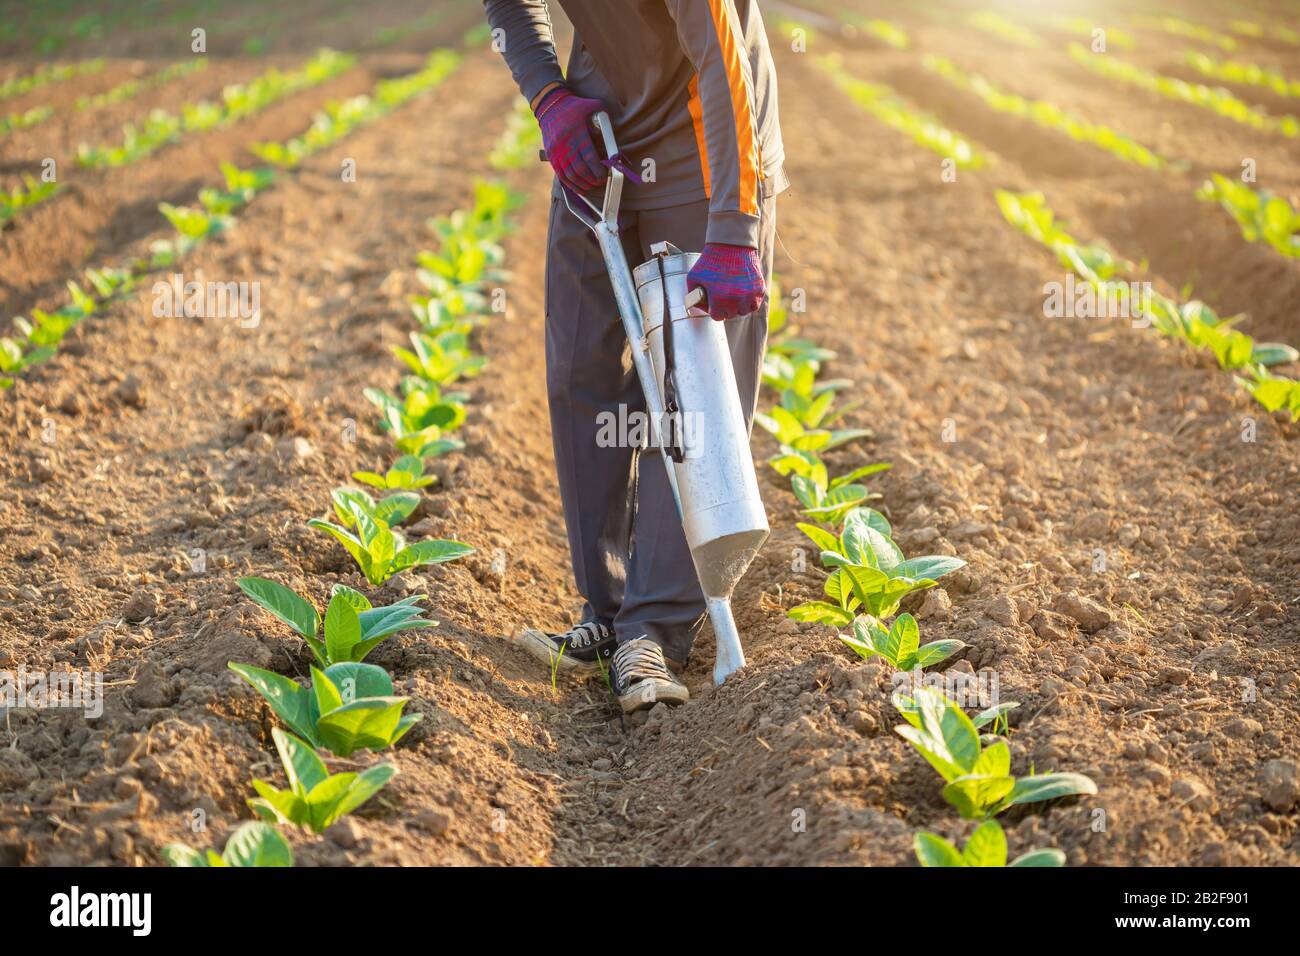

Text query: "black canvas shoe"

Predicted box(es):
[516, 621, 616, 678]
[611, 638, 689, 713]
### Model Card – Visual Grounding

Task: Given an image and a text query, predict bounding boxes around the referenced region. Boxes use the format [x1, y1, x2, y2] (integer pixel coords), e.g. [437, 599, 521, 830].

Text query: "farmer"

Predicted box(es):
[483, 0, 787, 712]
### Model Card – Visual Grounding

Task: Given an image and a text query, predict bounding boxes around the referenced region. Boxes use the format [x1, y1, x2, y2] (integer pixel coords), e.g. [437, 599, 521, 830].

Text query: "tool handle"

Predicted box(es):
[684, 286, 711, 317]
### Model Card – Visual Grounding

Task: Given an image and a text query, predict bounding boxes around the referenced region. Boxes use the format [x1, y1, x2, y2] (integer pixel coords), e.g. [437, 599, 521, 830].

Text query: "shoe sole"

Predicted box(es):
[617, 678, 690, 714]
[515, 628, 606, 680]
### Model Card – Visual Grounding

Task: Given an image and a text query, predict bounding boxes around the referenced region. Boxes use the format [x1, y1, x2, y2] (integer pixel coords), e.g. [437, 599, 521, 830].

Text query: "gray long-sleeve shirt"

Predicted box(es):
[483, 0, 788, 247]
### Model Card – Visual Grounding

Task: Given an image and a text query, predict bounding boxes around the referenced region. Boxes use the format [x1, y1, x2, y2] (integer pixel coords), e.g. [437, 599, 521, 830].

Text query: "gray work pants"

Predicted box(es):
[542, 193, 776, 664]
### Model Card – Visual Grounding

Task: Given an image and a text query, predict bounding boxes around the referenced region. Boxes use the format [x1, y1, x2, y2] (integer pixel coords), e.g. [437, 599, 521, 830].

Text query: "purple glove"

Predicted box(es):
[535, 87, 608, 194]
[686, 243, 766, 320]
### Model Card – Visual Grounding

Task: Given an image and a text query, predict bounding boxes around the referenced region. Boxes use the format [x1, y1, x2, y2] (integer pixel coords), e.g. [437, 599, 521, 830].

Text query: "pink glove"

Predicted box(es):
[686, 243, 766, 320]
[535, 87, 608, 194]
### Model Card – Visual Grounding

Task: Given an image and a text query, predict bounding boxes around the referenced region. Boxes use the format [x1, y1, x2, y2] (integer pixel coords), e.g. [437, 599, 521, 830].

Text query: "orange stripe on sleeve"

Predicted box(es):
[705, 0, 760, 215]
[687, 74, 712, 198]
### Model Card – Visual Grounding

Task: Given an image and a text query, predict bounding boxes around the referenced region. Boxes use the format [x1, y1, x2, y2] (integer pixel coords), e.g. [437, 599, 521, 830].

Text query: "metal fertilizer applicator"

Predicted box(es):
[546, 112, 769, 685]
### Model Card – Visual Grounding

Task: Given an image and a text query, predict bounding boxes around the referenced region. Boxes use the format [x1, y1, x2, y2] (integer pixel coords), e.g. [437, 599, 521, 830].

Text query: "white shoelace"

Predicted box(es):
[558, 622, 611, 650]
[613, 638, 674, 685]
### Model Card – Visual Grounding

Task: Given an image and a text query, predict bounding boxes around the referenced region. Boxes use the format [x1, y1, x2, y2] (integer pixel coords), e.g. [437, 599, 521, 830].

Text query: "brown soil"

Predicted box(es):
[1, 0, 1298, 868]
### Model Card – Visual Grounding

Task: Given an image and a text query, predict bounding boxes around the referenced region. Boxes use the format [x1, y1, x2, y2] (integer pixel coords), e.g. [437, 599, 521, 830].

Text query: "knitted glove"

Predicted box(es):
[535, 86, 607, 194]
[686, 243, 765, 320]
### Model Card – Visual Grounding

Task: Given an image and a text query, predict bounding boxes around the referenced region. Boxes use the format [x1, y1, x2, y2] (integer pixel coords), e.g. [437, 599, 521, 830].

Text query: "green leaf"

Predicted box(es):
[839, 563, 890, 606]
[789, 601, 855, 626]
[317, 697, 415, 756]
[885, 612, 919, 663]
[331, 763, 398, 821]
[905, 638, 967, 670]
[248, 779, 308, 826]
[973, 740, 1011, 777]
[894, 555, 966, 581]
[324, 592, 363, 664]
[329, 583, 372, 612]
[914, 831, 965, 867]
[943, 773, 1016, 819]
[1000, 772, 1098, 810]
[161, 843, 211, 867]
[373, 491, 421, 526]
[220, 821, 294, 867]
[1009, 847, 1066, 867]
[961, 819, 1008, 867]
[321, 661, 394, 700]
[392, 538, 474, 571]
[237, 577, 319, 638]
[972, 702, 1019, 729]
[227, 662, 318, 745]
[796, 522, 841, 554]
[272, 727, 328, 796]
[310, 665, 344, 718]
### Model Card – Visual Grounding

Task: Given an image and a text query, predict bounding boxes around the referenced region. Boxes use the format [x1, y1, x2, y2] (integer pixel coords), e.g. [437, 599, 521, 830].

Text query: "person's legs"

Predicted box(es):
[613, 195, 777, 665]
[542, 196, 646, 630]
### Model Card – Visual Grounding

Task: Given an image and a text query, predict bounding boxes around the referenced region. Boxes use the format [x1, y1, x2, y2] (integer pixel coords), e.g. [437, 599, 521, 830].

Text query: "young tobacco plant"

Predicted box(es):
[393, 328, 486, 387]
[841, 612, 965, 671]
[755, 405, 871, 457]
[308, 503, 472, 586]
[238, 577, 434, 666]
[365, 381, 467, 457]
[331, 486, 421, 530]
[229, 658, 420, 757]
[784, 458, 890, 524]
[895, 688, 1096, 820]
[914, 819, 1064, 868]
[248, 727, 397, 833]
[352, 453, 439, 490]
[162, 821, 293, 868]
[789, 508, 965, 624]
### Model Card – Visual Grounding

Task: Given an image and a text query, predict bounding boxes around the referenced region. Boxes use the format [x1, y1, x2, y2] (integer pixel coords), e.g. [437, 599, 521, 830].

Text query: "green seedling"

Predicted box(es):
[998, 188, 1300, 415]
[1, 174, 61, 224]
[1132, 14, 1237, 51]
[1068, 44, 1298, 137]
[925, 56, 1168, 171]
[792, 508, 965, 621]
[490, 100, 543, 170]
[229, 658, 420, 757]
[1240, 367, 1300, 421]
[1198, 173, 1300, 260]
[0, 339, 54, 388]
[308, 504, 472, 586]
[238, 577, 434, 666]
[895, 688, 1097, 820]
[755, 405, 871, 455]
[163, 821, 293, 867]
[365, 382, 468, 455]
[968, 11, 1041, 47]
[914, 819, 1064, 867]
[894, 693, 1019, 744]
[789, 469, 885, 524]
[352, 454, 440, 490]
[331, 487, 421, 530]
[818, 54, 988, 168]
[841, 612, 966, 670]
[393, 329, 486, 386]
[416, 234, 508, 296]
[247, 727, 397, 832]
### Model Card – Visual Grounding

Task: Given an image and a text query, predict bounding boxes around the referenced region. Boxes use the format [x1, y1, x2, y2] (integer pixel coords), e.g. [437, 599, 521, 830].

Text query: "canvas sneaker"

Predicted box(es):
[516, 621, 616, 678]
[611, 637, 689, 714]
